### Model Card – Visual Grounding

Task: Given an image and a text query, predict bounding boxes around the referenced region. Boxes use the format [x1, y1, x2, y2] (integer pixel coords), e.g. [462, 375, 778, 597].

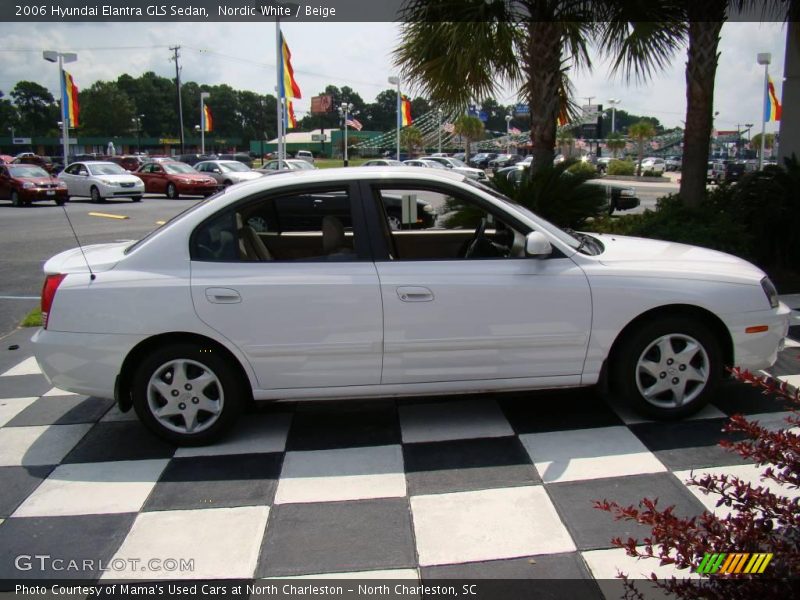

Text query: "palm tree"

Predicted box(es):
[394, 0, 683, 177]
[400, 126, 424, 156]
[453, 115, 484, 163]
[628, 121, 657, 176]
[605, 132, 626, 158]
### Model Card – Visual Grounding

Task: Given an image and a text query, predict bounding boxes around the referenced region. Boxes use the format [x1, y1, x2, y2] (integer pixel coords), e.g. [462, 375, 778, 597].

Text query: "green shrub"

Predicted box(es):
[607, 159, 635, 176]
[566, 160, 597, 176]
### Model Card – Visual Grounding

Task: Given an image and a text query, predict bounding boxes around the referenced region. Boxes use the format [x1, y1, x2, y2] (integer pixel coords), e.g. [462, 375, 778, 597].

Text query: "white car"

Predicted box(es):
[362, 159, 406, 167]
[638, 157, 666, 174]
[295, 150, 315, 164]
[33, 167, 789, 445]
[418, 156, 487, 181]
[58, 161, 145, 202]
[194, 160, 264, 186]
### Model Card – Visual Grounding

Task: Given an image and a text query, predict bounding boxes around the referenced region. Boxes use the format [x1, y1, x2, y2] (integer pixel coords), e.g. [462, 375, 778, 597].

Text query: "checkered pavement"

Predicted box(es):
[0, 324, 798, 596]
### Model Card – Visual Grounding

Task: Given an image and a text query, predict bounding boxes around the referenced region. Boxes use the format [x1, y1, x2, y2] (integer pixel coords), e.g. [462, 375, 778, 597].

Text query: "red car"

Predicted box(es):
[136, 161, 218, 198]
[107, 155, 146, 172]
[0, 164, 69, 206]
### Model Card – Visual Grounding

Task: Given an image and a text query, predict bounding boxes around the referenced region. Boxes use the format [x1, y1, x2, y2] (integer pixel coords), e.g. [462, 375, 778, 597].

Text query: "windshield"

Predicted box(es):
[290, 160, 315, 169]
[448, 158, 467, 167]
[164, 163, 197, 174]
[88, 163, 126, 175]
[9, 165, 49, 178]
[221, 162, 250, 172]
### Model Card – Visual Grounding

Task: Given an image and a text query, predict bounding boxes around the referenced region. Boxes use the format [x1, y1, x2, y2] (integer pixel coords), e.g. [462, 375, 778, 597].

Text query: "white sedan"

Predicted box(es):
[32, 167, 789, 445]
[638, 157, 667, 174]
[58, 161, 145, 202]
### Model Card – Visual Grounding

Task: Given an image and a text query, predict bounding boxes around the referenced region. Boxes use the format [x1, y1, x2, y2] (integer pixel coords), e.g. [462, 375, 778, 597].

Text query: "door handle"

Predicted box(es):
[205, 287, 242, 304]
[397, 286, 434, 302]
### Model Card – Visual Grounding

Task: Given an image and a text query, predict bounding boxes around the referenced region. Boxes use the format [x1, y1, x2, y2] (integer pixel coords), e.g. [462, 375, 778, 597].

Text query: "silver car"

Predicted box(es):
[195, 160, 264, 187]
[255, 159, 318, 175]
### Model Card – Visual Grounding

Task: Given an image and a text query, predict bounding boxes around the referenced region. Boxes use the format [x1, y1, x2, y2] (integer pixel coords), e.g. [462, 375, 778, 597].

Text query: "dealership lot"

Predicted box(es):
[0, 323, 798, 589]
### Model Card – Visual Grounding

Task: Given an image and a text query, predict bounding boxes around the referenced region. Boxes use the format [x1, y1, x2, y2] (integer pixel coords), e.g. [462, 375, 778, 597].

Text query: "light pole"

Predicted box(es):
[388, 76, 400, 160]
[757, 52, 771, 169]
[200, 92, 210, 155]
[437, 108, 443, 154]
[43, 50, 77, 167]
[132, 114, 144, 153]
[607, 99, 621, 134]
[505, 114, 513, 153]
[338, 102, 353, 166]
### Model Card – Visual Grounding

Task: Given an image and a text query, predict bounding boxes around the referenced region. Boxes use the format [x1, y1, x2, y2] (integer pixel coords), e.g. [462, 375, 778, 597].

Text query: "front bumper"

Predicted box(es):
[19, 187, 68, 201]
[99, 182, 144, 197]
[176, 182, 218, 195]
[726, 302, 792, 371]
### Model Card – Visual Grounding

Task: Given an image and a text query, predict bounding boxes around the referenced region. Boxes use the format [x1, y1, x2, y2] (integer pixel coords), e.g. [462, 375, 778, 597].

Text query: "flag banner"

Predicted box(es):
[765, 75, 782, 122]
[509, 127, 521, 135]
[203, 104, 213, 132]
[557, 109, 568, 127]
[285, 100, 297, 129]
[401, 95, 412, 126]
[442, 122, 455, 133]
[280, 32, 302, 100]
[346, 117, 363, 131]
[62, 70, 80, 128]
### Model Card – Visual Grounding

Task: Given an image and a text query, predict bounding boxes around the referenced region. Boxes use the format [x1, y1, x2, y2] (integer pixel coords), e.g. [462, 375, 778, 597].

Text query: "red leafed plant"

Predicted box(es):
[594, 368, 800, 599]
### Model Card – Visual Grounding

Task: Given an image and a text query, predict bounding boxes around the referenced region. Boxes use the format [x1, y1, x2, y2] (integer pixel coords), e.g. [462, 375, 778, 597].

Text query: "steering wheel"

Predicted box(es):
[463, 218, 487, 258]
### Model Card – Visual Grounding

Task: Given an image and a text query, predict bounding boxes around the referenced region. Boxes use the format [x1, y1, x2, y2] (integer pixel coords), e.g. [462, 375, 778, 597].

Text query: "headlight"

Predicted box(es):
[22, 182, 34, 189]
[99, 179, 116, 186]
[761, 277, 779, 309]
[620, 188, 635, 197]
[57, 181, 67, 188]
[422, 204, 434, 213]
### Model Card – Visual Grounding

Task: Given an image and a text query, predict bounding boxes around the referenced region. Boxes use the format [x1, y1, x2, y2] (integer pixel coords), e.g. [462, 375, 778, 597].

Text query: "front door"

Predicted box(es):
[189, 182, 383, 390]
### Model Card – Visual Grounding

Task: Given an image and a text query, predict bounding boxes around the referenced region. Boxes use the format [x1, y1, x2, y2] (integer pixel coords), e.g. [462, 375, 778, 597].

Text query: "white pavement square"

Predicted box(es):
[410, 486, 575, 566]
[13, 459, 169, 517]
[0, 357, 42, 377]
[43, 387, 80, 397]
[174, 414, 292, 457]
[274, 445, 406, 504]
[399, 399, 514, 444]
[0, 424, 91, 467]
[582, 546, 702, 581]
[0, 397, 38, 427]
[267, 569, 419, 580]
[103, 506, 270, 579]
[519, 426, 667, 483]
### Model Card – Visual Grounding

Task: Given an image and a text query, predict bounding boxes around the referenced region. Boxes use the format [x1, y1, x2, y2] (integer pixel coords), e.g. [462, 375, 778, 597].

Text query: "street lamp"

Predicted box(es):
[338, 102, 354, 166]
[505, 114, 513, 153]
[132, 114, 144, 153]
[388, 75, 400, 160]
[200, 92, 210, 155]
[43, 50, 77, 167]
[437, 108, 443, 154]
[607, 99, 621, 133]
[757, 52, 771, 170]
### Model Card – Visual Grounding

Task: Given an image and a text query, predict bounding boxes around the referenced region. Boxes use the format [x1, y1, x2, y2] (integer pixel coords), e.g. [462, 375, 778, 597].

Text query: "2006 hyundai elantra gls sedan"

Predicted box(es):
[32, 168, 790, 445]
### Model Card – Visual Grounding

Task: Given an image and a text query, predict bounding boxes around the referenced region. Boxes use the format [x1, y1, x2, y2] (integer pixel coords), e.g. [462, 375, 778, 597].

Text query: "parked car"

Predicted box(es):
[638, 157, 666, 174]
[217, 153, 253, 168]
[255, 159, 317, 175]
[32, 167, 789, 444]
[403, 159, 448, 169]
[58, 161, 144, 202]
[12, 154, 56, 173]
[0, 154, 14, 164]
[707, 161, 725, 184]
[418, 156, 487, 181]
[107, 155, 147, 172]
[451, 152, 466, 161]
[724, 161, 746, 183]
[0, 164, 69, 206]
[595, 157, 613, 173]
[295, 150, 315, 164]
[488, 154, 523, 169]
[362, 159, 406, 167]
[195, 160, 264, 186]
[468, 152, 499, 169]
[665, 156, 682, 171]
[177, 153, 217, 166]
[136, 161, 218, 199]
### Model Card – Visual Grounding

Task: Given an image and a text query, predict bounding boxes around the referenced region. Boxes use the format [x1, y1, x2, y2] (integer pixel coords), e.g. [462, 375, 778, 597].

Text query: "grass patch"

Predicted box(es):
[314, 158, 369, 168]
[20, 306, 42, 328]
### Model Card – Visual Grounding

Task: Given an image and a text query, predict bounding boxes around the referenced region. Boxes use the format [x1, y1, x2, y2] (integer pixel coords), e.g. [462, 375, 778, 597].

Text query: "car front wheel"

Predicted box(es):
[11, 191, 21, 206]
[166, 183, 178, 199]
[612, 317, 722, 420]
[132, 343, 245, 445]
[90, 186, 103, 203]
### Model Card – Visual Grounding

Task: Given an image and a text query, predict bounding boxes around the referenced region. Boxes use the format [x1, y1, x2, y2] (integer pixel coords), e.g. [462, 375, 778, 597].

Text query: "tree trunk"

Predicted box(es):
[525, 21, 562, 175]
[637, 140, 644, 176]
[680, 12, 725, 208]
[778, 21, 800, 165]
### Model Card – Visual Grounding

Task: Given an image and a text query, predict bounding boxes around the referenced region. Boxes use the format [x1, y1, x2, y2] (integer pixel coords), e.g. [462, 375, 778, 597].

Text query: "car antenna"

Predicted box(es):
[60, 204, 96, 281]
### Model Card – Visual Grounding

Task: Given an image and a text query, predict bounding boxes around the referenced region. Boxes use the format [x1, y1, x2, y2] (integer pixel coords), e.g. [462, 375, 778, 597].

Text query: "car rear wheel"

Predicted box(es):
[612, 317, 722, 420]
[10, 191, 21, 207]
[166, 183, 178, 199]
[131, 195, 142, 202]
[90, 186, 103, 203]
[132, 343, 245, 445]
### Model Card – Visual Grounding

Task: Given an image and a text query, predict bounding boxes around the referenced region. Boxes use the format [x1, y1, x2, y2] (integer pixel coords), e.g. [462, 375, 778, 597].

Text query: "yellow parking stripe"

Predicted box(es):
[156, 220, 166, 225]
[87, 212, 129, 220]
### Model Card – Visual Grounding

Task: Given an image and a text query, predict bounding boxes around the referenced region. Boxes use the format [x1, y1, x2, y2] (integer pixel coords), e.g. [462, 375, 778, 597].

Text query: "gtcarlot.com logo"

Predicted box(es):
[15, 554, 195, 572]
[696, 552, 773, 575]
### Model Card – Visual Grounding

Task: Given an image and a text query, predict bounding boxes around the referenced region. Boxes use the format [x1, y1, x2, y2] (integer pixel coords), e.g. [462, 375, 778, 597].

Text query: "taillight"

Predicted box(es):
[41, 274, 66, 330]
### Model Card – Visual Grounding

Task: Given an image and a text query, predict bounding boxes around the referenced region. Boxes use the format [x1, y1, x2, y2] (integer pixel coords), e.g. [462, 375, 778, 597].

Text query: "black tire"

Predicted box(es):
[611, 316, 723, 420]
[131, 195, 142, 202]
[10, 191, 21, 207]
[223, 180, 233, 187]
[90, 186, 103, 203]
[132, 343, 246, 445]
[55, 198, 66, 206]
[166, 183, 178, 199]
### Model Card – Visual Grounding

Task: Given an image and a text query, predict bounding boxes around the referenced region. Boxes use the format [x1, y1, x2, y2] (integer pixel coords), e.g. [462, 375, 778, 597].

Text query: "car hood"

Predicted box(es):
[44, 241, 131, 274]
[591, 234, 764, 284]
[18, 177, 59, 185]
[94, 174, 142, 183]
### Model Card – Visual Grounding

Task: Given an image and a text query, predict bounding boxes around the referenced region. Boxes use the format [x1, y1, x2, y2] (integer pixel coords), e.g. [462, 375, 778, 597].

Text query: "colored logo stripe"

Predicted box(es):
[697, 553, 773, 574]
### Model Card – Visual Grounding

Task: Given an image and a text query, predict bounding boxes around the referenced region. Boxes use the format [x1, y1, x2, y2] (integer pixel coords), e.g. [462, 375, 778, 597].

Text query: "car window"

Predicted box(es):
[190, 187, 362, 262]
[371, 185, 527, 261]
[88, 163, 126, 176]
[223, 162, 249, 172]
[164, 163, 196, 174]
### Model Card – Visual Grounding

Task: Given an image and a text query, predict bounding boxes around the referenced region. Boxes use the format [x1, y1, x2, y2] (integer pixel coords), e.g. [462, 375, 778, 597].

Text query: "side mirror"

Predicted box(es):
[525, 231, 552, 258]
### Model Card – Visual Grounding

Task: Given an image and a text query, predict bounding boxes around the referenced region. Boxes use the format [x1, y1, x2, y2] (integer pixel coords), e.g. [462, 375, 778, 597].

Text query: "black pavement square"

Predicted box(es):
[0, 513, 136, 579]
[630, 419, 749, 471]
[0, 374, 52, 400]
[62, 421, 176, 464]
[546, 473, 708, 551]
[0, 331, 37, 374]
[713, 379, 794, 416]
[499, 388, 624, 434]
[404, 436, 539, 496]
[6, 396, 114, 427]
[0, 465, 53, 518]
[144, 453, 283, 511]
[256, 498, 415, 576]
[287, 400, 400, 451]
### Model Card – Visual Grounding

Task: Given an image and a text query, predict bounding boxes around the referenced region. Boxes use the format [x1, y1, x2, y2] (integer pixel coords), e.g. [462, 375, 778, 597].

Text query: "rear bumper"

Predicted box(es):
[726, 302, 791, 371]
[31, 329, 146, 399]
